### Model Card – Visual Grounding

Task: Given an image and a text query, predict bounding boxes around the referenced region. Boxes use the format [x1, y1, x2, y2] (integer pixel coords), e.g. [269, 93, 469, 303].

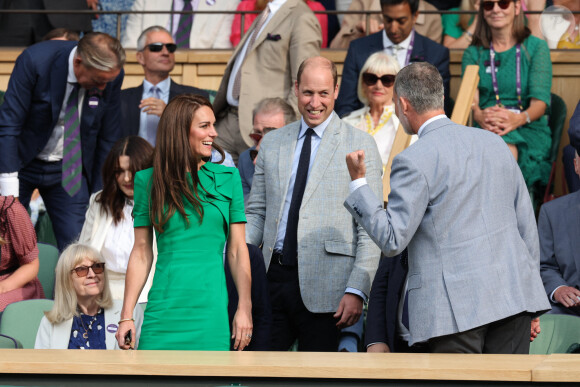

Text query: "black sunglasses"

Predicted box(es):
[71, 262, 106, 277]
[362, 73, 396, 87]
[482, 0, 514, 11]
[145, 43, 177, 53]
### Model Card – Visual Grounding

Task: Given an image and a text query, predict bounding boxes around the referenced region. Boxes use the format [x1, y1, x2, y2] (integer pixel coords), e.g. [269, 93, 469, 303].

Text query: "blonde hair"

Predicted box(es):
[45, 243, 113, 324]
[357, 52, 400, 105]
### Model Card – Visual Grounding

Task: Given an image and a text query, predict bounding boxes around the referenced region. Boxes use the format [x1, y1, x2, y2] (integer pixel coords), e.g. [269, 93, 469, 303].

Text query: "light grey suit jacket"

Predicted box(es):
[246, 113, 383, 313]
[538, 189, 580, 315]
[344, 117, 550, 345]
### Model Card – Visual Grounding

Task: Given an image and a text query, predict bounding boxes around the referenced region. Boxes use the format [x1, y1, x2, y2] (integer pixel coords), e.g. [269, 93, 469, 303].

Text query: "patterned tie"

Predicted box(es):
[232, 6, 271, 100]
[392, 44, 401, 58]
[62, 83, 82, 197]
[281, 128, 314, 266]
[175, 0, 193, 49]
[145, 86, 161, 145]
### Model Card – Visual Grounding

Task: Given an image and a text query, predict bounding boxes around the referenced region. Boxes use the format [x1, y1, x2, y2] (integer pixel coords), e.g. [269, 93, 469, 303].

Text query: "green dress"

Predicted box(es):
[462, 35, 552, 187]
[133, 163, 246, 350]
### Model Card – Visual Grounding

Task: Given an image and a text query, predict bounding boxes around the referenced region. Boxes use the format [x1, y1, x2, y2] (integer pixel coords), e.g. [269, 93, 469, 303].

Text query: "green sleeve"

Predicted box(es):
[526, 37, 552, 108]
[442, 8, 463, 39]
[133, 169, 153, 227]
[229, 168, 247, 224]
[461, 45, 480, 75]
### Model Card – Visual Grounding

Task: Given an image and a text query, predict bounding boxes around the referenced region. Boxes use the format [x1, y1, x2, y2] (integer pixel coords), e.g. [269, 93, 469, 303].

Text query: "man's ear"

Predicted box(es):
[136, 51, 145, 66]
[400, 96, 411, 115]
[334, 83, 339, 100]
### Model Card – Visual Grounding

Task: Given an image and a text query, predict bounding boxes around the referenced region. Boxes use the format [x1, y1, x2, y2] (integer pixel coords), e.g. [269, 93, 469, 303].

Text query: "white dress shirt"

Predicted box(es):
[382, 30, 414, 69]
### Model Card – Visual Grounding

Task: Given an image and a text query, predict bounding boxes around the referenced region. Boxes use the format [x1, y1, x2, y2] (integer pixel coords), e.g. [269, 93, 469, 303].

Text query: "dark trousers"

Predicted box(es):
[429, 312, 532, 354]
[267, 258, 339, 352]
[18, 159, 89, 251]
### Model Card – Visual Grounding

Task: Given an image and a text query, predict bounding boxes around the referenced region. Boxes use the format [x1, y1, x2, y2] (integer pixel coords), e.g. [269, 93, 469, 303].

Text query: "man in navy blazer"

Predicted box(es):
[336, 0, 451, 118]
[120, 26, 208, 141]
[539, 146, 580, 317]
[0, 33, 125, 251]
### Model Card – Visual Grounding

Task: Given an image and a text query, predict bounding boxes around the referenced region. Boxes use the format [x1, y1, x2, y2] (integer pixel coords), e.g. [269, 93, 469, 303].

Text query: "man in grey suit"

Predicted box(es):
[344, 62, 550, 354]
[539, 149, 580, 316]
[245, 57, 382, 351]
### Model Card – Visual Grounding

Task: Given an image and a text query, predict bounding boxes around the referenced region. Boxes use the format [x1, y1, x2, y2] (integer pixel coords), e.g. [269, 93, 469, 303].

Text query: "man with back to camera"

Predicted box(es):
[245, 56, 383, 351]
[0, 32, 125, 251]
[336, 0, 451, 118]
[344, 62, 550, 353]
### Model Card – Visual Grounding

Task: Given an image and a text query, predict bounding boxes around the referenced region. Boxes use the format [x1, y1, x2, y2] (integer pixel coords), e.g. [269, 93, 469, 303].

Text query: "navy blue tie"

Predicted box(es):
[282, 128, 314, 266]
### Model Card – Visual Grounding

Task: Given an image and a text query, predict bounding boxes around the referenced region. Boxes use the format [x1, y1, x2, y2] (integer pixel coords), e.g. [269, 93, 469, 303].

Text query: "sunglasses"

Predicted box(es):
[248, 127, 278, 144]
[481, 0, 514, 11]
[362, 73, 396, 87]
[71, 262, 106, 277]
[145, 43, 177, 53]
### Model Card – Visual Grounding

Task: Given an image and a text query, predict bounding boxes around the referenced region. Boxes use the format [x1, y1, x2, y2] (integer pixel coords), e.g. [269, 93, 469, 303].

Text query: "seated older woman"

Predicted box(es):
[35, 243, 143, 349]
[343, 52, 417, 172]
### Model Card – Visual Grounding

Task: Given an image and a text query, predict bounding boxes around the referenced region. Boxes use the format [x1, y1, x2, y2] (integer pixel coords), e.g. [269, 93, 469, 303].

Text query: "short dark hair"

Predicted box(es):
[96, 136, 154, 224]
[296, 57, 338, 88]
[379, 0, 419, 14]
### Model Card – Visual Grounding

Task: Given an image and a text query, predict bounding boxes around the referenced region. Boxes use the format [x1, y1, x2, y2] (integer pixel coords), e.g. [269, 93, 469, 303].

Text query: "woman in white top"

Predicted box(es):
[343, 52, 417, 172]
[79, 136, 154, 302]
[35, 243, 143, 349]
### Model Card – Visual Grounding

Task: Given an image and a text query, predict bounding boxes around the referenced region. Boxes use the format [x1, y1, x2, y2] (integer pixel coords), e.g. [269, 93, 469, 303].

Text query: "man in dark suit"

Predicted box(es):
[336, 0, 451, 118]
[539, 143, 580, 317]
[120, 26, 208, 143]
[0, 32, 125, 251]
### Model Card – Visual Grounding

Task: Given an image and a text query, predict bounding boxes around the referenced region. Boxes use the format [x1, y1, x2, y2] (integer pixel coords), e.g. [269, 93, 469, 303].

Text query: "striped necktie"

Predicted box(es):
[175, 0, 193, 48]
[62, 83, 82, 197]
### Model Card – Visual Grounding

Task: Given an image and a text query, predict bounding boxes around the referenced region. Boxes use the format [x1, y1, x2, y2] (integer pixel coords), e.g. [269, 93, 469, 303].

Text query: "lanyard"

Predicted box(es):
[404, 30, 415, 66]
[489, 42, 523, 111]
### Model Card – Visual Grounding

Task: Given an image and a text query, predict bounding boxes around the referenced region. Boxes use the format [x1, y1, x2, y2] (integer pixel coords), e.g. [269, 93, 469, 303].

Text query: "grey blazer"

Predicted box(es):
[539, 189, 580, 315]
[344, 117, 550, 345]
[246, 113, 383, 313]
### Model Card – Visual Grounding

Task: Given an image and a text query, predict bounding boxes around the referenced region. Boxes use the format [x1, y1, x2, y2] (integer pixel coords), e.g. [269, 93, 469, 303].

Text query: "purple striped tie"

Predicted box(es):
[62, 83, 82, 197]
[175, 0, 193, 49]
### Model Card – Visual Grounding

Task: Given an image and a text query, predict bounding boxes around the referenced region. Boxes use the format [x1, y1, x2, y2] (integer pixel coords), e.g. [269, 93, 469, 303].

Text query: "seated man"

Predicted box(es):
[238, 98, 296, 203]
[122, 0, 239, 49]
[336, 0, 450, 118]
[564, 101, 580, 192]
[330, 0, 442, 49]
[539, 148, 580, 317]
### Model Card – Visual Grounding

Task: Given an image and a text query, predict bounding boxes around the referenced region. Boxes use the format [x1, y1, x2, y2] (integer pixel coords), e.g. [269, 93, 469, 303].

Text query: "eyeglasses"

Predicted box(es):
[481, 0, 513, 11]
[362, 73, 396, 87]
[144, 43, 177, 53]
[71, 262, 106, 277]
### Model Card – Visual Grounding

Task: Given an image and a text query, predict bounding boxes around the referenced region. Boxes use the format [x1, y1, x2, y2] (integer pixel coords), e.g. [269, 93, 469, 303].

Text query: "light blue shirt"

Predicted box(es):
[138, 77, 171, 141]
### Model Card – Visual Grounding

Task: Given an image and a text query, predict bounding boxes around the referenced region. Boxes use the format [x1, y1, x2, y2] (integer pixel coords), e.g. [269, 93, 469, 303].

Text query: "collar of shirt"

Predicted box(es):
[142, 77, 171, 103]
[299, 111, 334, 140]
[67, 46, 78, 84]
[382, 29, 413, 51]
[417, 114, 446, 137]
[268, 0, 288, 16]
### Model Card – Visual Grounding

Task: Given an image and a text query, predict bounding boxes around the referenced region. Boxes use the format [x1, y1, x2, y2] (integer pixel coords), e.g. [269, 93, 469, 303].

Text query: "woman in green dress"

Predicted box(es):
[462, 0, 552, 187]
[116, 94, 253, 351]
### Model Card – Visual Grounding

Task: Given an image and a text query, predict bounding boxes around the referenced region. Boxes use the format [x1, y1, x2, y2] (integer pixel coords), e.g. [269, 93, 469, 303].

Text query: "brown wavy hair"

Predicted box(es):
[150, 94, 224, 233]
[471, 0, 530, 48]
[96, 136, 154, 224]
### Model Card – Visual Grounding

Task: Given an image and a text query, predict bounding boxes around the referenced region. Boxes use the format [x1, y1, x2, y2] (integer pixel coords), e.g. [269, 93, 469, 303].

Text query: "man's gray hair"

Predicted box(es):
[393, 62, 444, 114]
[137, 26, 172, 52]
[76, 32, 125, 71]
[252, 97, 297, 125]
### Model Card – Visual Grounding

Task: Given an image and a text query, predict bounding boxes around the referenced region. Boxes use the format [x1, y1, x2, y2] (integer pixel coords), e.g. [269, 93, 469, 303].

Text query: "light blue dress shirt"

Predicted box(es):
[138, 77, 171, 141]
